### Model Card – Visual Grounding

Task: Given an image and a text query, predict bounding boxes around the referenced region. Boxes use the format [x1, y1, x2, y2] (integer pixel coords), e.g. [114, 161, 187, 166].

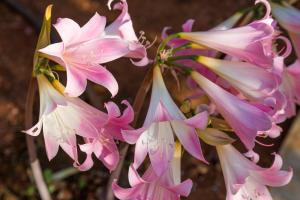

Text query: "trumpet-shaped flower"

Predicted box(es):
[39, 13, 131, 97]
[122, 66, 208, 176]
[191, 71, 272, 150]
[112, 166, 192, 200]
[216, 144, 293, 200]
[196, 56, 278, 100]
[178, 0, 275, 67]
[112, 144, 193, 200]
[24, 75, 133, 171]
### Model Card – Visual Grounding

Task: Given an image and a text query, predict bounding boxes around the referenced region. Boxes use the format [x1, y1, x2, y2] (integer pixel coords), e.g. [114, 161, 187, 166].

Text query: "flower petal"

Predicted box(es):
[197, 56, 278, 99]
[53, 18, 80, 44]
[78, 12, 106, 42]
[171, 121, 207, 163]
[67, 38, 129, 64]
[191, 71, 272, 149]
[148, 122, 175, 176]
[168, 179, 193, 197]
[64, 66, 87, 97]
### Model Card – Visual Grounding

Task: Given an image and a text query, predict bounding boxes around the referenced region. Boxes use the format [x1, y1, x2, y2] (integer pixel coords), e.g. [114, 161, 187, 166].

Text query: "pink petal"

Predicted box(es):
[182, 19, 195, 32]
[106, 0, 138, 41]
[78, 64, 118, 97]
[148, 122, 175, 176]
[132, 131, 148, 169]
[179, 21, 274, 67]
[105, 101, 121, 118]
[171, 121, 207, 163]
[99, 145, 119, 171]
[112, 181, 141, 200]
[192, 72, 272, 149]
[128, 165, 145, 186]
[64, 66, 87, 97]
[60, 142, 78, 161]
[184, 111, 208, 130]
[127, 42, 149, 67]
[168, 179, 193, 197]
[197, 56, 278, 99]
[38, 42, 64, 65]
[67, 38, 129, 64]
[78, 12, 106, 43]
[43, 134, 59, 161]
[122, 127, 146, 144]
[23, 119, 43, 136]
[74, 152, 94, 171]
[252, 168, 293, 187]
[53, 18, 80, 44]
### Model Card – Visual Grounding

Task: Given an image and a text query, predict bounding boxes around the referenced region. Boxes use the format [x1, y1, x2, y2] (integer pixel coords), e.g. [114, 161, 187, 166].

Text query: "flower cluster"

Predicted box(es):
[24, 0, 300, 199]
[25, 0, 148, 171]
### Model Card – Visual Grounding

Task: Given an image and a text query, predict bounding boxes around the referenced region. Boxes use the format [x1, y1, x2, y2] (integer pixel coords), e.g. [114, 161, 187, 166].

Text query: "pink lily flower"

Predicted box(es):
[39, 13, 130, 97]
[216, 144, 293, 200]
[178, 0, 275, 67]
[112, 165, 192, 200]
[112, 144, 193, 200]
[271, 2, 300, 58]
[196, 56, 278, 100]
[105, 0, 149, 66]
[78, 100, 134, 171]
[122, 66, 208, 176]
[24, 75, 133, 171]
[191, 71, 272, 150]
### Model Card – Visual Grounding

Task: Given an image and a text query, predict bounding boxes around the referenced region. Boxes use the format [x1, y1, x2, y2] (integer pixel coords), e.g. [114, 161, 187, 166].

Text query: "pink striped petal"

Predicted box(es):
[67, 38, 129, 64]
[168, 179, 193, 197]
[171, 121, 207, 163]
[192, 71, 272, 149]
[184, 111, 208, 130]
[179, 20, 274, 67]
[53, 18, 80, 44]
[77, 12, 106, 42]
[197, 56, 278, 99]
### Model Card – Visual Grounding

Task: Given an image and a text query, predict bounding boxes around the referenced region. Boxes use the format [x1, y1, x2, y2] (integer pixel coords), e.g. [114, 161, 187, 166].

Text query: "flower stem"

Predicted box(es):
[167, 55, 198, 62]
[105, 66, 154, 200]
[25, 77, 52, 200]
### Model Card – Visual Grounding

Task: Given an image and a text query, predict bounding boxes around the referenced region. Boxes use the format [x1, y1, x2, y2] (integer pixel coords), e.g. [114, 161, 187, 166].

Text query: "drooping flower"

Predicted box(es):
[216, 144, 293, 200]
[24, 75, 133, 171]
[112, 143, 193, 200]
[178, 0, 275, 67]
[191, 71, 272, 150]
[106, 0, 149, 66]
[271, 2, 300, 58]
[39, 13, 131, 97]
[122, 66, 208, 176]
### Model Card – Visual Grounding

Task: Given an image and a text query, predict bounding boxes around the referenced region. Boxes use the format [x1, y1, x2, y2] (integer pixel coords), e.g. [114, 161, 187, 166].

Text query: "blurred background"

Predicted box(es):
[0, 0, 299, 199]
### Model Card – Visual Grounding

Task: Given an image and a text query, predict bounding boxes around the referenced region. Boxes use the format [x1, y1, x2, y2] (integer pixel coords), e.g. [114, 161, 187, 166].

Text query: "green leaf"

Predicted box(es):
[33, 4, 53, 73]
[198, 128, 235, 146]
[25, 185, 36, 197]
[43, 168, 53, 183]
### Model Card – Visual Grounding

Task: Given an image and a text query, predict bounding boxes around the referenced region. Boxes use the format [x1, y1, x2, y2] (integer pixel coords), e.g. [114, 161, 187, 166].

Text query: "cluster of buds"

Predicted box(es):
[24, 0, 300, 199]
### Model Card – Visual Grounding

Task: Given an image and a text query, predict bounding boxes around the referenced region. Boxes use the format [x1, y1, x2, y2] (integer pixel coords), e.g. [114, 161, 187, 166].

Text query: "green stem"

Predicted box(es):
[167, 55, 198, 62]
[165, 61, 193, 75]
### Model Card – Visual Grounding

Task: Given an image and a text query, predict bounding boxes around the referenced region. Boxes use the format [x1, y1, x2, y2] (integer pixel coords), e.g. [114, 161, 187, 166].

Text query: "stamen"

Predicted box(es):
[145, 36, 158, 49]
